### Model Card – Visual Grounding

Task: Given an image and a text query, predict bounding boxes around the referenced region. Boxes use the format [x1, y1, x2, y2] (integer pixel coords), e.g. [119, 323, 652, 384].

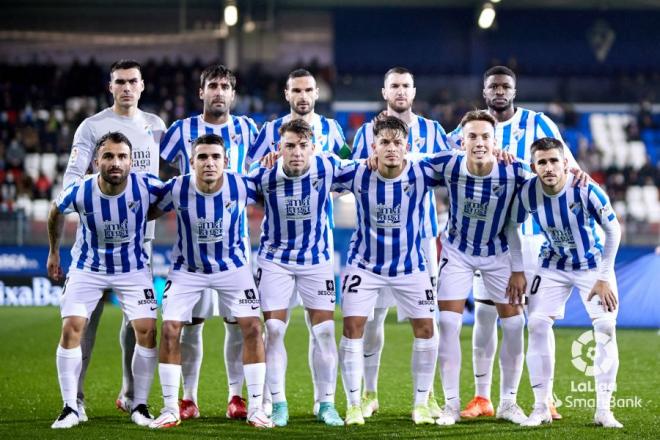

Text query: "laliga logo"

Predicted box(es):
[571, 330, 617, 377]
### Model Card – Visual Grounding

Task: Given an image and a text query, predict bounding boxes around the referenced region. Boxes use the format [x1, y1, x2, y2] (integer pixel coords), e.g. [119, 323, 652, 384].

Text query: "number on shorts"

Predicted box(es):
[255, 268, 262, 287]
[342, 274, 362, 294]
[530, 275, 541, 295]
[61, 277, 70, 296]
[438, 257, 449, 276]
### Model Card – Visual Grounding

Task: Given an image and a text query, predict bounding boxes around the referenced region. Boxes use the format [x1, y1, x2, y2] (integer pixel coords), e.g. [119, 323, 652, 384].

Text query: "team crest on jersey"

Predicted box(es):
[285, 195, 312, 219]
[144, 124, 153, 136]
[128, 200, 141, 213]
[376, 203, 401, 227]
[462, 199, 489, 220]
[231, 134, 242, 146]
[414, 137, 425, 150]
[315, 134, 327, 149]
[103, 219, 130, 244]
[403, 183, 414, 197]
[311, 179, 323, 191]
[224, 200, 237, 214]
[196, 217, 224, 243]
[511, 128, 525, 144]
[569, 201, 583, 216]
[547, 226, 576, 249]
[492, 184, 505, 197]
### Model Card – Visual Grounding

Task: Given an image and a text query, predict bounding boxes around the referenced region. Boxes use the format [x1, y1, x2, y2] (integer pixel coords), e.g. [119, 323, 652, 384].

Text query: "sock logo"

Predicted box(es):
[570, 329, 617, 377]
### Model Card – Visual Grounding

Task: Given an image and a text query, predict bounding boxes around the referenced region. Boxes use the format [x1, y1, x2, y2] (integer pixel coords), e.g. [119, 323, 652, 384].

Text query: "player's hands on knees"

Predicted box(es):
[494, 148, 516, 165]
[47, 251, 63, 281]
[365, 155, 379, 171]
[587, 280, 618, 312]
[506, 271, 527, 305]
[260, 151, 280, 169]
[569, 167, 590, 187]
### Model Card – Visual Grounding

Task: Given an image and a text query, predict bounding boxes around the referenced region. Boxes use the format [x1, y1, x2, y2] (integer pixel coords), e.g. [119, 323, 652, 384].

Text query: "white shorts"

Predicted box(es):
[437, 241, 511, 304]
[374, 236, 438, 310]
[257, 257, 337, 312]
[341, 266, 435, 320]
[527, 267, 619, 321]
[61, 268, 156, 321]
[472, 234, 545, 301]
[162, 265, 261, 323]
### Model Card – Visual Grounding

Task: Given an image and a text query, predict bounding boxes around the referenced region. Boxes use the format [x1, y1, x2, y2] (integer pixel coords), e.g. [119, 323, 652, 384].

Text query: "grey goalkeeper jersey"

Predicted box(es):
[63, 107, 166, 239]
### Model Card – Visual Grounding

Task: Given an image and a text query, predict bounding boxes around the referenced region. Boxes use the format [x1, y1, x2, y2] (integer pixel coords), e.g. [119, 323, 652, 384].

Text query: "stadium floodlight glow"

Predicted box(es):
[478, 3, 496, 29]
[491, 0, 501, 3]
[224, 2, 238, 27]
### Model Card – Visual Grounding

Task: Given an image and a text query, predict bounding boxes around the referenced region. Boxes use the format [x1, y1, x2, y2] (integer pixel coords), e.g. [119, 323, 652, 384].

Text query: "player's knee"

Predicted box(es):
[527, 315, 553, 339]
[241, 318, 263, 342]
[593, 317, 616, 338]
[311, 320, 335, 342]
[265, 318, 286, 342]
[161, 321, 182, 344]
[501, 313, 525, 333]
[133, 321, 157, 346]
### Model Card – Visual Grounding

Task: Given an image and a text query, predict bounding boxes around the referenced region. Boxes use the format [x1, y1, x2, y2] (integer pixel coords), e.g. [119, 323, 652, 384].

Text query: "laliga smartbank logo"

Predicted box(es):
[553, 329, 645, 410]
[570, 329, 617, 376]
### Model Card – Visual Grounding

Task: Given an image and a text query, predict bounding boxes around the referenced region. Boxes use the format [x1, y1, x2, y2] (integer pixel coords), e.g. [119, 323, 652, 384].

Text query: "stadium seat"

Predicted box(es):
[25, 153, 41, 181]
[40, 153, 58, 181]
[31, 199, 51, 222]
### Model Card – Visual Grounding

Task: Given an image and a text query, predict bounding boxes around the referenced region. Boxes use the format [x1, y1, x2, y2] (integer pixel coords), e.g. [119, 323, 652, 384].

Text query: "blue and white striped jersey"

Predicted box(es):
[157, 172, 256, 273]
[250, 155, 356, 266]
[421, 151, 531, 256]
[512, 174, 617, 271]
[55, 172, 164, 274]
[334, 161, 443, 277]
[351, 115, 451, 238]
[247, 113, 347, 165]
[160, 114, 258, 174]
[448, 107, 577, 236]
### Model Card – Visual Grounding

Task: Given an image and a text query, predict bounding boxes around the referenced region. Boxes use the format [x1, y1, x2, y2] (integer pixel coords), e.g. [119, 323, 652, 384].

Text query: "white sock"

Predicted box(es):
[472, 301, 498, 399]
[56, 345, 82, 409]
[265, 319, 288, 403]
[438, 311, 462, 410]
[339, 336, 364, 406]
[312, 320, 338, 404]
[593, 318, 619, 411]
[499, 314, 525, 404]
[363, 307, 388, 394]
[132, 344, 158, 407]
[244, 362, 266, 411]
[224, 322, 244, 400]
[526, 316, 554, 408]
[180, 323, 204, 403]
[548, 328, 556, 403]
[159, 363, 181, 412]
[304, 310, 320, 404]
[412, 334, 438, 406]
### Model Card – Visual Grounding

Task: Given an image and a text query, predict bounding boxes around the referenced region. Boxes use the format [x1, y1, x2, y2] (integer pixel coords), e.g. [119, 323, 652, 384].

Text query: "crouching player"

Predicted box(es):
[47, 132, 163, 428]
[508, 137, 622, 428]
[423, 110, 529, 426]
[336, 116, 441, 426]
[148, 134, 273, 429]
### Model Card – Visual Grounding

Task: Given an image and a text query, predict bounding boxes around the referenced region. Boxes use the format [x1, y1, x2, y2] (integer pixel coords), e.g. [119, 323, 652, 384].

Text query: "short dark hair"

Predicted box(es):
[459, 110, 497, 130]
[110, 59, 142, 76]
[384, 66, 414, 84]
[373, 115, 408, 138]
[483, 65, 516, 84]
[191, 133, 226, 156]
[286, 69, 314, 88]
[95, 131, 132, 157]
[530, 137, 564, 161]
[200, 64, 236, 90]
[278, 119, 313, 140]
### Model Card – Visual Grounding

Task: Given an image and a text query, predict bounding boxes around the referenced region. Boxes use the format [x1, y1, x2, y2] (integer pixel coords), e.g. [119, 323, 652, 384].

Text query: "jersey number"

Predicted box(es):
[530, 275, 541, 295]
[255, 268, 262, 287]
[438, 257, 449, 277]
[342, 275, 362, 294]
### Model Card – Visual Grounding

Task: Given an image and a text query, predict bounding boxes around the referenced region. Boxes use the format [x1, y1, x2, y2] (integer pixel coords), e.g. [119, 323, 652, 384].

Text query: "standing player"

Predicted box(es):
[62, 60, 166, 418]
[249, 119, 347, 427]
[427, 111, 529, 426]
[148, 134, 272, 429]
[159, 64, 258, 420]
[350, 66, 450, 417]
[507, 137, 622, 428]
[48, 132, 162, 428]
[247, 68, 351, 414]
[336, 116, 441, 426]
[450, 66, 579, 420]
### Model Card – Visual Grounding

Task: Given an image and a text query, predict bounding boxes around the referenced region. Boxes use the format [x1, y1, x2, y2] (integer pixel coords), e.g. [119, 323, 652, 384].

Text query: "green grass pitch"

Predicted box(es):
[0, 306, 657, 439]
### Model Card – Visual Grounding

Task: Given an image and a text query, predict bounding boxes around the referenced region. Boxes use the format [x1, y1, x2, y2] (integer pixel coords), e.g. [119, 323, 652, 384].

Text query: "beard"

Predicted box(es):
[100, 168, 128, 186]
[388, 99, 412, 114]
[293, 102, 314, 116]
